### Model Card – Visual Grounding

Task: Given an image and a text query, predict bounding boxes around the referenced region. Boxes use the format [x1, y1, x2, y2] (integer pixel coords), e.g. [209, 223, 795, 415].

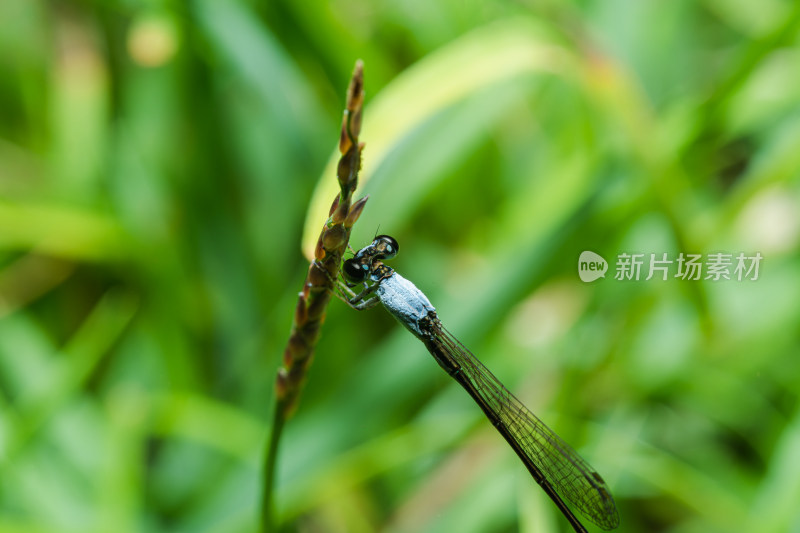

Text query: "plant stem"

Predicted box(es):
[261, 403, 285, 532]
[260, 60, 368, 533]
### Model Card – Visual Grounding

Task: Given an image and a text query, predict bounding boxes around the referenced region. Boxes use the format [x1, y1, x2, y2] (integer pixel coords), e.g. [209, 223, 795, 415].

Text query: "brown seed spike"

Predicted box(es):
[339, 112, 352, 154]
[314, 235, 325, 260]
[345, 195, 369, 228]
[322, 225, 347, 250]
[282, 345, 294, 367]
[332, 196, 350, 224]
[329, 194, 340, 216]
[337, 146, 357, 189]
[294, 296, 308, 325]
[350, 107, 362, 140]
[272, 59, 369, 495]
[347, 60, 364, 113]
[288, 332, 308, 356]
[275, 368, 289, 399]
[307, 263, 329, 287]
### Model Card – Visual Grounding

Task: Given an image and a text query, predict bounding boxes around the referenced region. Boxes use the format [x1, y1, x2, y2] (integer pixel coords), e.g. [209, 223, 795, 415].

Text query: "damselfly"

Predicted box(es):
[337, 235, 619, 533]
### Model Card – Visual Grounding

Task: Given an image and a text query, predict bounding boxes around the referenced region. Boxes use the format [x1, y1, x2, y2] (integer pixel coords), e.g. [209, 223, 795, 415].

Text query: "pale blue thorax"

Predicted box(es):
[374, 272, 436, 338]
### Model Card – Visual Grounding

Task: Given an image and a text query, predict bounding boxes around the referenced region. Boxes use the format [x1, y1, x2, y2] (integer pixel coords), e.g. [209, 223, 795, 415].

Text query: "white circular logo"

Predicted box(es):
[578, 251, 608, 282]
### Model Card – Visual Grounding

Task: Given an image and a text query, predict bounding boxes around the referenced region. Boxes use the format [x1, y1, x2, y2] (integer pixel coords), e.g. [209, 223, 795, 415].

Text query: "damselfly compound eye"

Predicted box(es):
[373, 235, 399, 260]
[343, 259, 367, 283]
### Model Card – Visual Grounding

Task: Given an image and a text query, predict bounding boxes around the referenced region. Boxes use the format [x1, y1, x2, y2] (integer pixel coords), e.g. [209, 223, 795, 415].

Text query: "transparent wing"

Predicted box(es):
[431, 323, 620, 530]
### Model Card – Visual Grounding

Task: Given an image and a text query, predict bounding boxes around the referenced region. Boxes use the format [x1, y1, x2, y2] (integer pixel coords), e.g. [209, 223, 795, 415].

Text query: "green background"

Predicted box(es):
[1, 1, 799, 532]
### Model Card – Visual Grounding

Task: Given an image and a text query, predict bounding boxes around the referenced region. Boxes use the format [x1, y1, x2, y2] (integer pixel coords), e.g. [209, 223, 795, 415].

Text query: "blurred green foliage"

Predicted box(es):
[1, 1, 800, 533]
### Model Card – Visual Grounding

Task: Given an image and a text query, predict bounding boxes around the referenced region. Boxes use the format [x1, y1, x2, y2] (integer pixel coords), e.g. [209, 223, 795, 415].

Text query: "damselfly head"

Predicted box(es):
[344, 236, 398, 284]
